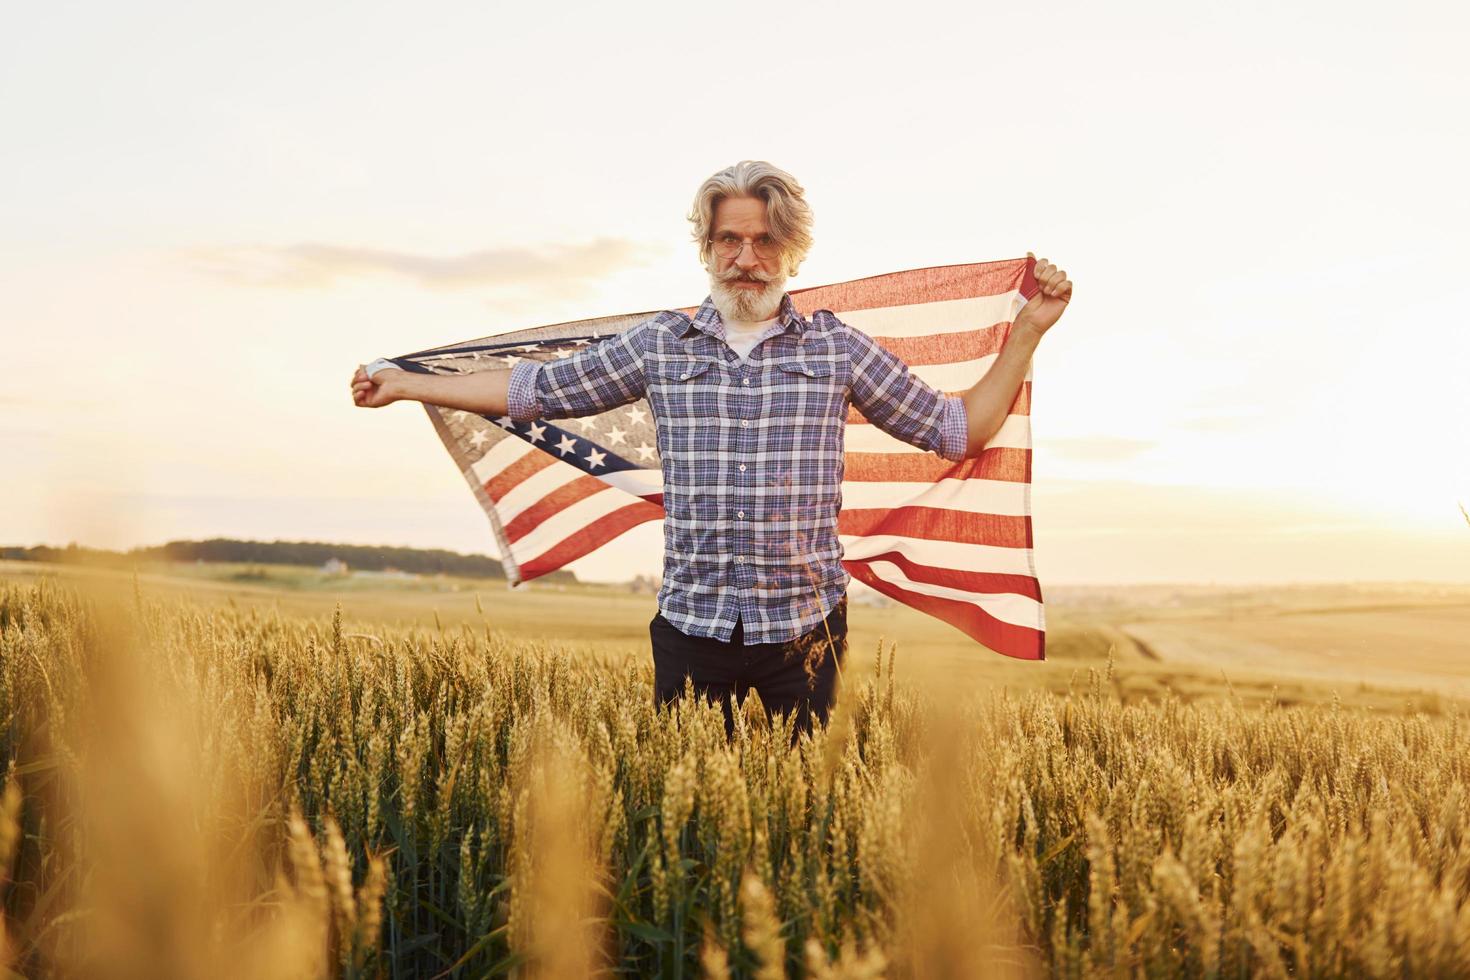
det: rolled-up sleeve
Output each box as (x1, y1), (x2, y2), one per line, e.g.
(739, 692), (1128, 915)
(506, 319), (652, 422)
(845, 319), (968, 462)
(507, 360), (543, 421)
(939, 395), (969, 461)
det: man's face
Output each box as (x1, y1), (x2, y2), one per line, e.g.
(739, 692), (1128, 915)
(707, 196), (786, 322)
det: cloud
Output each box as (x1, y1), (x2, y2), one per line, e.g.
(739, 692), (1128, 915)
(1042, 436), (1157, 463)
(182, 237), (659, 291)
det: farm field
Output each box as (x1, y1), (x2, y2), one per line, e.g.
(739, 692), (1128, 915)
(2, 571), (1468, 977)
(4, 560), (1467, 713)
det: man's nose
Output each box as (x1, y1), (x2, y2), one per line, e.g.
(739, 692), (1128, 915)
(734, 245), (761, 271)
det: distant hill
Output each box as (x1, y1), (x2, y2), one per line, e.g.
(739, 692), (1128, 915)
(1, 538), (577, 583)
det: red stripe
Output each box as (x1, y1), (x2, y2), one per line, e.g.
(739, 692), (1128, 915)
(518, 500), (665, 580)
(789, 259), (1031, 315)
(844, 562), (1045, 660)
(846, 381), (1031, 425)
(838, 507), (1030, 549)
(1020, 254), (1040, 303)
(503, 475), (609, 543)
(843, 447), (1031, 483)
(484, 449), (555, 502)
(844, 548), (1042, 601)
(868, 322), (1010, 366)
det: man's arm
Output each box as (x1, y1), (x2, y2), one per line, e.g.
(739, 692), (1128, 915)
(959, 253), (1072, 456)
(351, 364), (514, 415)
(956, 325), (1042, 458)
(845, 319), (967, 461)
(848, 253), (1072, 461)
(350, 317), (653, 419)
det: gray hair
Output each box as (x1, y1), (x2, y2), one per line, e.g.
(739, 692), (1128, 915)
(688, 160), (814, 276)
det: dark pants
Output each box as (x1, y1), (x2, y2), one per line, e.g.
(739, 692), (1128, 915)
(650, 595), (848, 739)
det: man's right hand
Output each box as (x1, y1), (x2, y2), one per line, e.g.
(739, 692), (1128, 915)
(351, 364), (405, 408)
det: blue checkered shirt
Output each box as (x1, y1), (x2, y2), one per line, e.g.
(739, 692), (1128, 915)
(507, 293), (969, 644)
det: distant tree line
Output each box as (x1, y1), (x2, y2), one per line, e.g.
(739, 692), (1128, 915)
(0, 538), (576, 583)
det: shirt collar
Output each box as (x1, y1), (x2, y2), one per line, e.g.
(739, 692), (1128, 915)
(680, 292), (805, 339)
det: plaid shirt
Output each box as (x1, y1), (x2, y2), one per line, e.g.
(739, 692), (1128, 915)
(507, 293), (968, 644)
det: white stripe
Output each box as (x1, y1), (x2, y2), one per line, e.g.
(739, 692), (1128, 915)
(844, 413), (1030, 454)
(906, 353), (997, 392)
(496, 458), (583, 523)
(855, 559), (1044, 630)
(840, 534), (1036, 577)
(840, 477), (1030, 515)
(514, 487), (638, 563)
(601, 467), (663, 498)
(469, 435), (535, 486)
(837, 292), (1024, 339)
(498, 459), (660, 526)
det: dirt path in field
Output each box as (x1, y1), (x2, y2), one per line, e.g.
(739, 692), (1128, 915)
(1117, 601), (1470, 699)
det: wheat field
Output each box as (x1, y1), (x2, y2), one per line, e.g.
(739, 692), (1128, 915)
(2, 577), (1469, 977)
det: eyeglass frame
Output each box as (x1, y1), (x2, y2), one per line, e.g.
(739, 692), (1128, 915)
(706, 234), (783, 261)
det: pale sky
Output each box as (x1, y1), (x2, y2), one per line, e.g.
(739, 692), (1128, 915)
(3, 0), (1467, 585)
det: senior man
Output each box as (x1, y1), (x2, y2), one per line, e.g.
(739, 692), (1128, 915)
(351, 160), (1072, 736)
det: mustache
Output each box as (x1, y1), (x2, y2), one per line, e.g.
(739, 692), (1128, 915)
(714, 267), (778, 285)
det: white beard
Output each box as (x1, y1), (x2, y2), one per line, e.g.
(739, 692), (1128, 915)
(709, 269), (786, 322)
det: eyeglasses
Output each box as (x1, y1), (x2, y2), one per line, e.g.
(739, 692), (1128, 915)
(708, 233), (781, 260)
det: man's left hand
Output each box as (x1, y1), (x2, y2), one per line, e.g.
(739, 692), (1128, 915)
(1017, 252), (1072, 335)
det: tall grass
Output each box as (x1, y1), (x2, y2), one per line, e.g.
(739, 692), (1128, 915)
(1, 579), (1468, 977)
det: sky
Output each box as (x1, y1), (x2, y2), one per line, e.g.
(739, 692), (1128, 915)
(2, 0), (1467, 585)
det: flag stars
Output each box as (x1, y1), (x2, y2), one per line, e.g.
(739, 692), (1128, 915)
(526, 422), (547, 444)
(605, 425), (627, 446)
(468, 429), (490, 450)
(495, 416), (515, 430)
(625, 405), (649, 426)
(554, 434), (578, 456)
(585, 447), (607, 469)
(634, 443), (657, 462)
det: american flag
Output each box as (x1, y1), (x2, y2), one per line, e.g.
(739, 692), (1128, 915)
(389, 258), (1045, 660)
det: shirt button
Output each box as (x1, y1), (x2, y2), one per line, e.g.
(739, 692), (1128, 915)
(742, 378), (750, 385)
(805, 369), (813, 376)
(680, 372), (689, 380)
(738, 464), (746, 472)
(740, 419), (749, 428)
(734, 556), (745, 564)
(737, 511), (745, 519)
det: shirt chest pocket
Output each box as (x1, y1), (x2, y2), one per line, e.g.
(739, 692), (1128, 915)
(646, 357), (719, 424)
(775, 360), (833, 381)
(650, 357), (716, 385)
(772, 359), (845, 425)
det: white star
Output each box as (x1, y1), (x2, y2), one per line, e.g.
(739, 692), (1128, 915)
(585, 447), (606, 469)
(526, 422), (546, 444)
(502, 354), (521, 367)
(495, 416), (515, 430)
(605, 425), (627, 446)
(555, 434), (578, 456)
(468, 429), (490, 449)
(625, 405), (649, 426)
(634, 443), (657, 462)
(572, 337), (592, 346)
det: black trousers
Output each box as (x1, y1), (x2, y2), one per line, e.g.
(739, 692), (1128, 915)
(650, 594), (848, 739)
